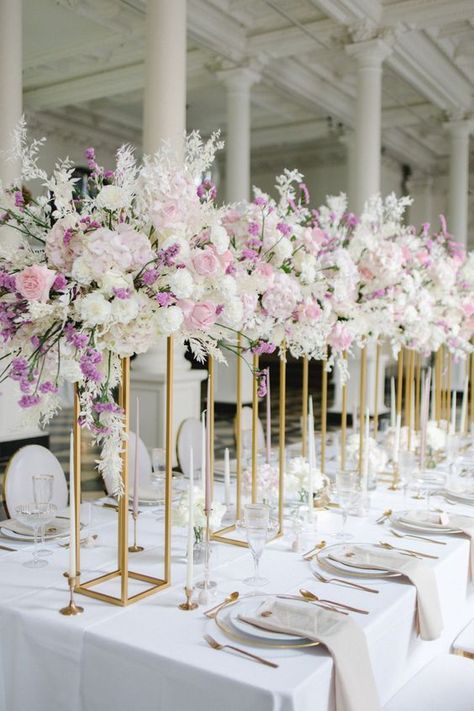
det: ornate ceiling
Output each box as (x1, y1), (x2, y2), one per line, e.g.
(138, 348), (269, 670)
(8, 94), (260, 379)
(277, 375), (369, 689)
(23, 0), (474, 176)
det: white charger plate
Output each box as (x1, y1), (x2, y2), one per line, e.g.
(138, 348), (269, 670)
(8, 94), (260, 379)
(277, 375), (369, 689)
(311, 543), (401, 579)
(215, 594), (317, 649)
(0, 518), (82, 541)
(229, 598), (307, 644)
(391, 510), (461, 534)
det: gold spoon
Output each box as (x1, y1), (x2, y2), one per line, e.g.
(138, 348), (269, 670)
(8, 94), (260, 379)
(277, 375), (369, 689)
(302, 540), (326, 560)
(375, 509), (392, 524)
(204, 591), (239, 618)
(299, 588), (369, 615)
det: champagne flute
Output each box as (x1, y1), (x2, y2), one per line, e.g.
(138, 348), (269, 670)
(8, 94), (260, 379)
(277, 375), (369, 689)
(15, 503), (57, 568)
(242, 503), (271, 588)
(335, 470), (357, 540)
(32, 474), (54, 556)
(398, 450), (416, 502)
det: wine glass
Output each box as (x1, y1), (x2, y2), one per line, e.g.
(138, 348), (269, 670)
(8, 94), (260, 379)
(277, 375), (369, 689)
(32, 474), (54, 557)
(15, 503), (57, 568)
(242, 503), (271, 588)
(335, 470), (358, 540)
(151, 448), (166, 514)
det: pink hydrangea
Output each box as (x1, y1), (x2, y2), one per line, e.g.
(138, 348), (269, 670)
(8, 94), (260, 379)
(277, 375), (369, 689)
(261, 273), (300, 320)
(327, 322), (353, 352)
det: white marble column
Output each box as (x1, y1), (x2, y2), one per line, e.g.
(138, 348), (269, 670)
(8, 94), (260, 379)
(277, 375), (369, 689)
(445, 119), (472, 246)
(346, 39), (392, 212)
(143, 0), (186, 157)
(215, 68), (259, 404)
(339, 129), (356, 211)
(218, 67), (260, 203)
(0, 0), (22, 187)
(0, 0), (44, 445)
(136, 0), (207, 463)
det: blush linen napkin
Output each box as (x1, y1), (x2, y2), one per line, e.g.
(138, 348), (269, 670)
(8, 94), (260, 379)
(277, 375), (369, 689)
(330, 545), (443, 641)
(240, 597), (380, 711)
(399, 510), (474, 579)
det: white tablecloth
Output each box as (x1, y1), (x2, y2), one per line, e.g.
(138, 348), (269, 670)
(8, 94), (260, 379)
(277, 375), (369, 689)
(0, 486), (473, 711)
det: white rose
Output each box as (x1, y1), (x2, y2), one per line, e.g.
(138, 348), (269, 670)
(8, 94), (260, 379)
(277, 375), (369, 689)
(219, 274), (237, 296)
(220, 298), (243, 328)
(96, 185), (128, 211)
(111, 295), (139, 324)
(71, 255), (93, 285)
(60, 358), (83, 383)
(161, 235), (190, 260)
(209, 223), (229, 255)
(272, 237), (293, 266)
(78, 292), (112, 326)
(100, 270), (132, 296)
(167, 269), (194, 298)
(155, 305), (184, 335)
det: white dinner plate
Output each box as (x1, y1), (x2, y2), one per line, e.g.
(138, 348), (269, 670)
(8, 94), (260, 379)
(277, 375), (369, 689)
(229, 598), (307, 644)
(214, 594), (317, 648)
(311, 543), (401, 579)
(391, 510), (461, 534)
(0, 517), (82, 541)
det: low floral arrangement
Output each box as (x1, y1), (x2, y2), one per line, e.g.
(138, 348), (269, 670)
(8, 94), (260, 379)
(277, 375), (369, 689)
(285, 456), (328, 501)
(173, 487), (226, 540)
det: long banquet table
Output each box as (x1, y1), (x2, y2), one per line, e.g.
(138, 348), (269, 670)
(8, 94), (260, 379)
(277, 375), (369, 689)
(0, 483), (473, 711)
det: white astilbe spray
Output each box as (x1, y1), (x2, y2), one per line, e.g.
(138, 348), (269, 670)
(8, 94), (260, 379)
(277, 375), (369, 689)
(4, 116), (47, 183)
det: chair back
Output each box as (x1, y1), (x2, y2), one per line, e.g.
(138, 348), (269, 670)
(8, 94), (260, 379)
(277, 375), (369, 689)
(103, 431), (152, 497)
(4, 445), (68, 517)
(177, 418), (202, 478)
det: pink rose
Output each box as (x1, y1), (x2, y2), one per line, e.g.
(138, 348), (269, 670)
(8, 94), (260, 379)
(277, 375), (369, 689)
(328, 322), (352, 352)
(192, 247), (220, 277)
(16, 264), (56, 302)
(179, 300), (218, 331)
(255, 262), (275, 286)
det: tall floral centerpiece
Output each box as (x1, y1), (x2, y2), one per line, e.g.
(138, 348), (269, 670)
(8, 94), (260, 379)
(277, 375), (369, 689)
(0, 124), (243, 495)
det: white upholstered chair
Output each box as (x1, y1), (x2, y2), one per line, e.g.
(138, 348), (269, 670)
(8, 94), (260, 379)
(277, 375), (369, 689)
(103, 430), (152, 498)
(383, 654), (474, 710)
(4, 445), (68, 517)
(452, 620), (474, 659)
(177, 418), (202, 478)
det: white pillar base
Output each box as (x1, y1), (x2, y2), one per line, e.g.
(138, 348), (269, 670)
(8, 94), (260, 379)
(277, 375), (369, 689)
(131, 366), (207, 468)
(0, 379), (44, 442)
(214, 350), (253, 405)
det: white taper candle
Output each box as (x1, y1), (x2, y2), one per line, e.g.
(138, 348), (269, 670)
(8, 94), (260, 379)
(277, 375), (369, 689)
(186, 448), (194, 590)
(69, 430), (76, 578)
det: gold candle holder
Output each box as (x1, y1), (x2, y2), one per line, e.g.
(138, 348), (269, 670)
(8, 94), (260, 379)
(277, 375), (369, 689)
(212, 343), (285, 547)
(73, 344), (173, 606)
(59, 576), (84, 616)
(128, 512), (144, 553)
(179, 586), (198, 611)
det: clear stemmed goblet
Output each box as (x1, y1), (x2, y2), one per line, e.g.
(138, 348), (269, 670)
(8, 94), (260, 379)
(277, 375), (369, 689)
(242, 503), (272, 588)
(32, 474), (54, 556)
(15, 503), (57, 568)
(335, 470), (358, 540)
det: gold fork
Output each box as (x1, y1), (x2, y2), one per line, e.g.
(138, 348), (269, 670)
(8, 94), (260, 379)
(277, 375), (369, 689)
(203, 634), (278, 668)
(378, 541), (438, 559)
